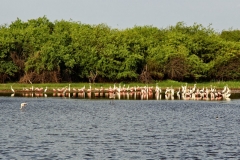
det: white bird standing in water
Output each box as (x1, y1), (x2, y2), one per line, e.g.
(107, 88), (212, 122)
(20, 103), (27, 109)
(44, 86), (48, 93)
(11, 85), (15, 93)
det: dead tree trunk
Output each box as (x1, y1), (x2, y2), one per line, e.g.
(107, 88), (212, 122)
(88, 70), (98, 83)
(139, 64), (152, 83)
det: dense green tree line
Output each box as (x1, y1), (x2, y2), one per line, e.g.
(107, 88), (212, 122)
(0, 16), (240, 83)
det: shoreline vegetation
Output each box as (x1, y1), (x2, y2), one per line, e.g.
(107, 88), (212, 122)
(1, 17), (240, 84)
(1, 80), (240, 93)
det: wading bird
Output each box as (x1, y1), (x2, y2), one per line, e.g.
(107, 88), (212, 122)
(44, 86), (48, 93)
(20, 103), (27, 109)
(11, 86), (15, 93)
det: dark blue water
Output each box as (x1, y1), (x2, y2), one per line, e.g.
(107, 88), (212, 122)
(1, 97), (240, 159)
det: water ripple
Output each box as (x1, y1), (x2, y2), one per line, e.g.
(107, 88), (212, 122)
(1, 97), (240, 159)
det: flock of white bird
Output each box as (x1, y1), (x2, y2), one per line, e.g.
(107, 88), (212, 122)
(163, 83), (231, 100)
(11, 83), (231, 99)
(11, 83), (231, 109)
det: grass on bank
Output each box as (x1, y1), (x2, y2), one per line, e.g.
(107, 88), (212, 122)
(1, 80), (240, 92)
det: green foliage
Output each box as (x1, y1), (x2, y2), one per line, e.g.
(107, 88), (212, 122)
(186, 54), (208, 81)
(0, 17), (240, 83)
(220, 30), (240, 42)
(0, 61), (18, 75)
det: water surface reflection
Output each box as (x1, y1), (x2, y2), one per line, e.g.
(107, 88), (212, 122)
(1, 97), (240, 159)
(2, 92), (240, 101)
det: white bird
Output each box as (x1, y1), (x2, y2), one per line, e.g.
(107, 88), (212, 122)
(109, 92), (116, 99)
(20, 103), (27, 109)
(68, 84), (71, 92)
(11, 85), (15, 93)
(44, 86), (48, 93)
(176, 87), (181, 98)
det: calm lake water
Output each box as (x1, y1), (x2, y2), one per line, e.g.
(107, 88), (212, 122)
(1, 96), (240, 159)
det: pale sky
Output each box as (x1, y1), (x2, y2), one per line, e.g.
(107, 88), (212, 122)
(1, 0), (240, 32)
